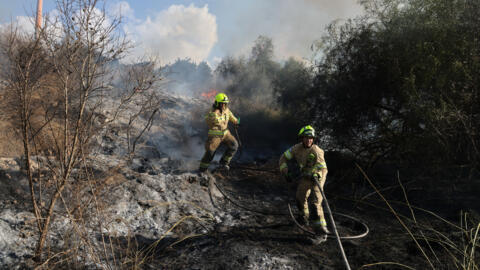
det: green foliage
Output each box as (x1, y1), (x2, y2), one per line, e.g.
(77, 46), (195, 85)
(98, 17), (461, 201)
(273, 58), (314, 119)
(215, 35), (314, 117)
(312, 0), (480, 171)
(215, 36), (281, 111)
(250, 35), (276, 76)
(214, 36), (316, 152)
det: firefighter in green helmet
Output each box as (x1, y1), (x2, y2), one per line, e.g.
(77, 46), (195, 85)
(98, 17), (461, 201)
(279, 125), (330, 234)
(199, 93), (240, 172)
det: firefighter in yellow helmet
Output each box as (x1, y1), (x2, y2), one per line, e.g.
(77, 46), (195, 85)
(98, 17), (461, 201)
(199, 93), (240, 172)
(279, 125), (329, 234)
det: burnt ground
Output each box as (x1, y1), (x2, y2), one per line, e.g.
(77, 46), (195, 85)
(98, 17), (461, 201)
(130, 160), (480, 270)
(1, 149), (478, 269)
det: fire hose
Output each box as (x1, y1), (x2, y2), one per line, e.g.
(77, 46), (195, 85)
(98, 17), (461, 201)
(228, 125), (360, 269)
(211, 180), (369, 240)
(234, 124), (241, 147)
(287, 180), (353, 269)
(210, 174), (369, 270)
(287, 174), (355, 269)
(316, 179), (352, 270)
(233, 124), (242, 160)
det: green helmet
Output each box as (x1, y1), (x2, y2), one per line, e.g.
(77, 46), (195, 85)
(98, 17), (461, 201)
(215, 93), (229, 104)
(298, 125), (315, 137)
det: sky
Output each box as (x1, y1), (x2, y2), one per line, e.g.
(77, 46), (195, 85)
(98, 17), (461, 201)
(0, 0), (364, 66)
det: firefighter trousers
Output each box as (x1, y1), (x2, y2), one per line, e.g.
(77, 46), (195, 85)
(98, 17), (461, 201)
(199, 130), (238, 170)
(296, 176), (326, 225)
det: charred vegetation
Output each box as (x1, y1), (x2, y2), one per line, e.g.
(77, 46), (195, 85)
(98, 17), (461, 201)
(0, 0), (479, 269)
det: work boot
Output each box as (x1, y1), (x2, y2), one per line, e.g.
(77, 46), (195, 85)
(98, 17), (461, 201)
(297, 215), (309, 225)
(312, 219), (330, 234)
(218, 162), (230, 171)
(197, 167), (208, 176)
(313, 225), (330, 235)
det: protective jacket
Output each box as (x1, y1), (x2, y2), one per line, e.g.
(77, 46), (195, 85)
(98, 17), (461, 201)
(199, 107), (239, 171)
(279, 143), (327, 178)
(205, 107), (239, 136)
(279, 143), (328, 227)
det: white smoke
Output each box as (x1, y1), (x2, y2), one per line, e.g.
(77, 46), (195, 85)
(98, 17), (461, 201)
(110, 1), (135, 21)
(0, 16), (35, 35)
(121, 3), (218, 64)
(215, 0), (364, 61)
(1, 7), (114, 43)
(3, 1), (362, 64)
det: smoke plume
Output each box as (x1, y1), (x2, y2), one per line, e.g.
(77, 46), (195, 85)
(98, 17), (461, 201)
(120, 3), (218, 64)
(215, 0), (363, 60)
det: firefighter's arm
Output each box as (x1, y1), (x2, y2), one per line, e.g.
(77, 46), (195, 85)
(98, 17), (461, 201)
(205, 110), (221, 129)
(279, 154), (288, 175)
(279, 146), (295, 175)
(312, 148), (328, 188)
(314, 168), (328, 189)
(228, 110), (239, 125)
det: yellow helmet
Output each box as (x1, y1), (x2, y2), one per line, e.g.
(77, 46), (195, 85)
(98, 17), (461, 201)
(215, 93), (229, 104)
(298, 125), (315, 137)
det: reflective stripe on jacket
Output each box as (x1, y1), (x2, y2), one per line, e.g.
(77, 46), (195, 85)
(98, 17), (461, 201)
(278, 143), (327, 177)
(205, 107), (238, 136)
(208, 129), (226, 136)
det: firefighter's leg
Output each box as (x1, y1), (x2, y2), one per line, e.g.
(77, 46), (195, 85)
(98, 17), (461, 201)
(295, 178), (312, 223)
(219, 131), (238, 166)
(199, 136), (222, 171)
(311, 178), (329, 233)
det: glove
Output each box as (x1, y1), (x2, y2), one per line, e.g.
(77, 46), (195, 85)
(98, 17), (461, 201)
(236, 117), (241, 126)
(282, 170), (292, 182)
(312, 173), (321, 182)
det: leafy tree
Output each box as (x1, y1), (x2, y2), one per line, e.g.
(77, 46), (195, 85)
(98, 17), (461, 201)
(312, 0), (480, 171)
(250, 35), (277, 76)
(273, 58), (314, 119)
(214, 36), (300, 154)
(215, 36), (281, 109)
(0, 0), (162, 264)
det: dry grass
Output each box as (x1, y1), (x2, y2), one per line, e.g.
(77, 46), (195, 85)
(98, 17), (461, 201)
(0, 65), (64, 156)
(356, 163), (480, 270)
(0, 120), (23, 157)
(0, 0), (162, 265)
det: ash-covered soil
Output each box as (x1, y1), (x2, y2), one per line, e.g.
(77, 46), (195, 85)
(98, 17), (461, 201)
(0, 92), (478, 269)
(134, 163), (479, 270)
(1, 154), (479, 269)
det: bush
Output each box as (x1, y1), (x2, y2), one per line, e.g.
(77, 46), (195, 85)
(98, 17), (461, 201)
(311, 0), (480, 172)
